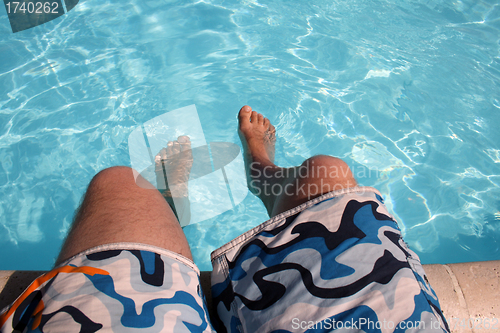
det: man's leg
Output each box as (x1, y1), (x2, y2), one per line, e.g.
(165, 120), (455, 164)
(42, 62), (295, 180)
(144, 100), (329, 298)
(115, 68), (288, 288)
(237, 105), (357, 217)
(56, 165), (191, 265)
(1, 147), (215, 332)
(209, 106), (449, 333)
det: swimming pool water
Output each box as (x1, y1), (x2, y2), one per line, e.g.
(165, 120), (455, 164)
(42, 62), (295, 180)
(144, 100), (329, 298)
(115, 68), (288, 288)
(1, 0), (499, 271)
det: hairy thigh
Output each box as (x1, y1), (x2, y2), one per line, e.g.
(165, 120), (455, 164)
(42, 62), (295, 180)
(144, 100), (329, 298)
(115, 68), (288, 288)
(57, 166), (191, 264)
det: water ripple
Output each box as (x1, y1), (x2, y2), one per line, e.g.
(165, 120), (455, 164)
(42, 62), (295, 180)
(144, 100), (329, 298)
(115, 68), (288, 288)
(1, 0), (500, 269)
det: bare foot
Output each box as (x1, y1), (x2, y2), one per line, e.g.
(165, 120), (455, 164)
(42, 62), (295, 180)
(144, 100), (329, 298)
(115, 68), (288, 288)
(238, 105), (276, 165)
(238, 105), (280, 202)
(237, 105), (358, 218)
(155, 135), (193, 197)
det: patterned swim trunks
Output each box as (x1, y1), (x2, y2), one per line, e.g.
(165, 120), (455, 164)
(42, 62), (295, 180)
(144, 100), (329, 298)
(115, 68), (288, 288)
(0, 243), (214, 333)
(1, 186), (449, 333)
(210, 186), (450, 332)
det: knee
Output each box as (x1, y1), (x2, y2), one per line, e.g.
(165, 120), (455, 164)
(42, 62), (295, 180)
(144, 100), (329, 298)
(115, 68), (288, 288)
(90, 166), (143, 190)
(300, 155), (357, 183)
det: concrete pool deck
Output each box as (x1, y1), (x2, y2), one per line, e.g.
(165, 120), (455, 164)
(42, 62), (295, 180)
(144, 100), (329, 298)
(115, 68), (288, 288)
(1, 260), (498, 332)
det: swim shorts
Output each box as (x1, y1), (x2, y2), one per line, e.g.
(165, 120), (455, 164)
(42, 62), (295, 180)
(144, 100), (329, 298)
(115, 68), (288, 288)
(0, 243), (214, 332)
(210, 186), (450, 332)
(1, 186), (450, 333)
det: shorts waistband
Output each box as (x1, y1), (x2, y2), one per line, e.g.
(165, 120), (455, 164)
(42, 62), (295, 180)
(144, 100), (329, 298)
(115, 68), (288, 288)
(57, 242), (200, 274)
(210, 186), (383, 261)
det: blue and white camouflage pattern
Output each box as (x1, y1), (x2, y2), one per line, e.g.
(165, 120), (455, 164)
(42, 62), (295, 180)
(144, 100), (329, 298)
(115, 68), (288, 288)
(210, 187), (450, 333)
(0, 243), (214, 333)
(1, 187), (450, 333)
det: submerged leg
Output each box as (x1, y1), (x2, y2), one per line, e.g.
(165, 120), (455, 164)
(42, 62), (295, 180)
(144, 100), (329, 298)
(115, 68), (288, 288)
(155, 135), (193, 225)
(237, 105), (357, 217)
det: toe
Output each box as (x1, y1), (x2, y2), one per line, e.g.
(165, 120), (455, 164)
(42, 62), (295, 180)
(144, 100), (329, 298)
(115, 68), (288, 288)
(166, 142), (174, 156)
(263, 117), (270, 128)
(156, 148), (167, 159)
(241, 105), (252, 113)
(160, 148), (168, 160)
(257, 113), (264, 125)
(238, 106), (252, 125)
(170, 141), (181, 155)
(250, 111), (259, 124)
(178, 136), (191, 149)
(178, 135), (190, 144)
(155, 148), (167, 172)
(268, 123), (276, 140)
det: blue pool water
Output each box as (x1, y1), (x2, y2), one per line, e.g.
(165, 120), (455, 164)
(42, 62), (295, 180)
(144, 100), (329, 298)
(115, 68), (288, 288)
(1, 0), (500, 272)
